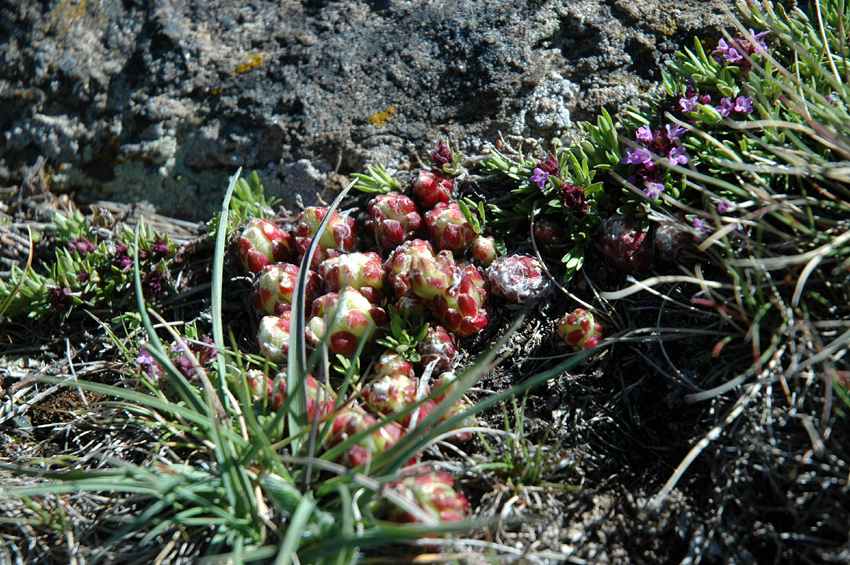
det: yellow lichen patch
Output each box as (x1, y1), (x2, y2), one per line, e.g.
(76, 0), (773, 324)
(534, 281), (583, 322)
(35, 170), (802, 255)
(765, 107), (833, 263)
(234, 54), (265, 75)
(366, 107), (397, 127)
(211, 87), (224, 96)
(47, 0), (94, 34)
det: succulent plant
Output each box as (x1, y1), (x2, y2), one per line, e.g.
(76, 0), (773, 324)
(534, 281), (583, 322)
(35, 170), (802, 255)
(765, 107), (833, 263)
(654, 221), (693, 262)
(599, 215), (653, 274)
(532, 218), (566, 248)
(372, 349), (415, 380)
(485, 254), (548, 303)
(384, 239), (436, 297)
(324, 408), (404, 468)
(416, 325), (459, 374)
(319, 252), (385, 304)
(253, 262), (323, 316)
(429, 263), (488, 337)
(271, 371), (337, 418)
(234, 219), (295, 274)
(408, 250), (458, 301)
(256, 311), (293, 363)
(424, 201), (478, 254)
(379, 470), (469, 523)
(295, 207), (358, 268)
(470, 235), (499, 267)
(362, 373), (435, 429)
(412, 169), (455, 210)
(367, 192), (424, 251)
(431, 372), (476, 442)
(244, 369), (273, 402)
(306, 287), (389, 356)
(557, 308), (603, 350)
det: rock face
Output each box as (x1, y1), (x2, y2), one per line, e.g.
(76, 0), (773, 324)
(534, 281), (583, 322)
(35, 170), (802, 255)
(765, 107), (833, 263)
(1, 0), (734, 220)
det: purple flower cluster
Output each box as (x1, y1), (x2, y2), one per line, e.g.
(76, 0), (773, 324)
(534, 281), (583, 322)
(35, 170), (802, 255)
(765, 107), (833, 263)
(112, 243), (132, 271)
(712, 29), (769, 67)
(430, 141), (453, 169)
(135, 335), (217, 383)
(49, 287), (74, 311)
(530, 152), (560, 189)
(67, 237), (96, 258)
(561, 183), (589, 213)
(716, 96), (754, 117)
(621, 124), (688, 199)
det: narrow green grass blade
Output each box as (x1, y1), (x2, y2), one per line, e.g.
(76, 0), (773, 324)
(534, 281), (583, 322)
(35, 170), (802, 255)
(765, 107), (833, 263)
(274, 493), (318, 565)
(288, 178), (357, 452)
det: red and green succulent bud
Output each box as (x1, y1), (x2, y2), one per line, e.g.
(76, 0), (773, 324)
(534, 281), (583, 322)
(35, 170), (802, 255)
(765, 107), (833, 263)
(271, 371), (337, 418)
(253, 262), (323, 316)
(486, 254), (548, 303)
(654, 221), (693, 262)
(431, 372), (476, 442)
(429, 263), (488, 337)
(295, 207), (358, 268)
(367, 192), (424, 251)
(416, 325), (459, 374)
(409, 250), (458, 301)
(599, 215), (652, 274)
(470, 235), (499, 267)
(319, 252), (385, 304)
(362, 373), (433, 428)
(325, 408), (404, 468)
(558, 308), (603, 350)
(532, 218), (566, 248)
(373, 349), (415, 380)
(244, 369), (273, 402)
(384, 239), (436, 297)
(256, 311), (293, 363)
(412, 170), (455, 210)
(424, 201), (478, 254)
(234, 219), (295, 274)
(306, 288), (389, 356)
(380, 470), (469, 523)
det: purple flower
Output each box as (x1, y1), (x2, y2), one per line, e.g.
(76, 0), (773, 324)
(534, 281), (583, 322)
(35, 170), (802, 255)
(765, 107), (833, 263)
(665, 124), (685, 143)
(643, 182), (666, 200)
(668, 146), (688, 166)
(699, 93), (712, 104)
(717, 200), (733, 213)
(48, 287), (74, 311)
(635, 125), (654, 144)
(67, 237), (95, 258)
(716, 97), (734, 117)
(142, 270), (166, 297)
(150, 238), (171, 261)
(713, 38), (743, 64)
(622, 147), (652, 166)
(561, 183), (589, 213)
(136, 347), (164, 381)
(733, 96), (753, 114)
(679, 96), (698, 112)
(530, 167), (550, 189)
(112, 243), (133, 271)
(76, 271), (89, 284)
(693, 217), (708, 241)
(430, 141), (453, 169)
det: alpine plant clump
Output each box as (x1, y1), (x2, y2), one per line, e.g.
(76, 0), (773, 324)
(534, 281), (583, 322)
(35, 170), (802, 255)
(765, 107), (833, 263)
(295, 207), (358, 268)
(376, 470), (469, 523)
(558, 308), (603, 351)
(234, 219), (295, 274)
(424, 201), (478, 254)
(253, 262), (323, 316)
(485, 254), (548, 303)
(367, 192), (424, 251)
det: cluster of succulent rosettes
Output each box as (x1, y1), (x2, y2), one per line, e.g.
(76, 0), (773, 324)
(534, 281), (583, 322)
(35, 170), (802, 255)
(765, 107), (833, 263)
(295, 206), (358, 268)
(252, 262), (323, 316)
(324, 408), (404, 468)
(558, 308), (603, 351)
(485, 254), (548, 303)
(599, 214), (695, 274)
(306, 287), (389, 356)
(362, 372), (436, 429)
(376, 469), (469, 523)
(412, 169), (456, 210)
(234, 219), (295, 274)
(319, 251), (384, 303)
(424, 201), (478, 254)
(367, 192), (424, 251)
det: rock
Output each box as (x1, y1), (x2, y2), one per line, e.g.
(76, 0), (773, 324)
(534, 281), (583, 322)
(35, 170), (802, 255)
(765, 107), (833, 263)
(0, 0), (734, 220)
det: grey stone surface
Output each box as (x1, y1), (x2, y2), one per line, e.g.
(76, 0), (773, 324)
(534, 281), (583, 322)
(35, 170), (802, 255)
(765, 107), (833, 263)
(1, 0), (734, 220)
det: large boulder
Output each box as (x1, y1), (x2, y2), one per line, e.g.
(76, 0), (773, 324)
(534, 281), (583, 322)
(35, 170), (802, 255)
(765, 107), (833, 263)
(1, 0), (733, 219)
